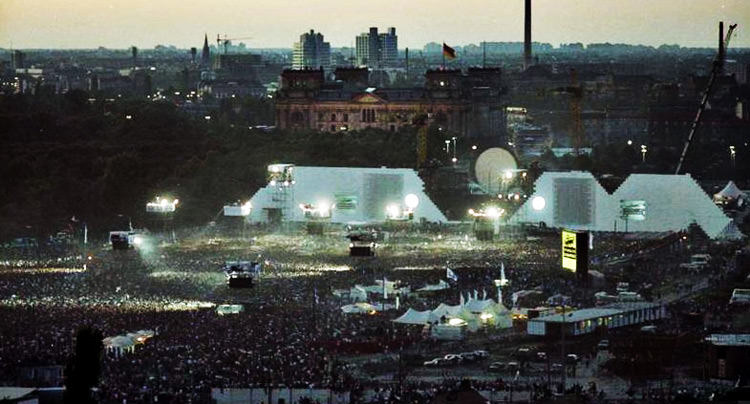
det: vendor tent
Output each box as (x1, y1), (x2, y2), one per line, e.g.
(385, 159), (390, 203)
(416, 280), (450, 292)
(349, 285), (368, 302)
(341, 302), (378, 314)
(393, 308), (436, 324)
(104, 335), (135, 357)
(431, 303), (462, 318)
(714, 181), (744, 202)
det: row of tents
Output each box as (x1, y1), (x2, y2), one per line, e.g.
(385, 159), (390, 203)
(392, 297), (512, 332)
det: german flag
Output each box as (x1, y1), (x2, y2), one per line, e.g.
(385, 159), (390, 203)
(443, 43), (456, 60)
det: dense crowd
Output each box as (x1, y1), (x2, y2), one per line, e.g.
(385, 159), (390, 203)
(0, 228), (745, 403)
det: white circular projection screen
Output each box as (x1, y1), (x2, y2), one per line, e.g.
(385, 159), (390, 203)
(474, 148), (517, 194)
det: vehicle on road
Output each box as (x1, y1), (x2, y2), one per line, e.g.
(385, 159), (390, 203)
(423, 358), (445, 367)
(488, 362), (506, 372)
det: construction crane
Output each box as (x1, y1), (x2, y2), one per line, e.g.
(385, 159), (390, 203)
(413, 112), (429, 168)
(569, 68), (584, 154)
(216, 34), (254, 54)
(675, 22), (738, 175)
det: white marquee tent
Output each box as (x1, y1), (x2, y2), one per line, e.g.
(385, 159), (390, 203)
(714, 181), (745, 204)
(392, 298), (512, 330)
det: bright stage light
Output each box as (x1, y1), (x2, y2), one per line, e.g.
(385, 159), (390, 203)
(448, 318), (466, 326)
(317, 200), (331, 217)
(531, 196), (546, 211)
(485, 207), (501, 219)
(386, 204), (401, 219)
(503, 170), (513, 180)
(404, 194), (419, 210)
(241, 201), (252, 216)
(132, 235), (143, 246)
(147, 196), (178, 213)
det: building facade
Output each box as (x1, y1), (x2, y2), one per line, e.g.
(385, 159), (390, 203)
(275, 67), (506, 138)
(355, 27), (397, 68)
(292, 30), (331, 72)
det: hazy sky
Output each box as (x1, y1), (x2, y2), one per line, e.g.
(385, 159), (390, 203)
(1, 0), (748, 49)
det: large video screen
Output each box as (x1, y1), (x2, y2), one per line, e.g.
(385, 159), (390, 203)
(554, 178), (594, 226)
(362, 174), (404, 220)
(620, 200), (646, 221)
(561, 230), (577, 272)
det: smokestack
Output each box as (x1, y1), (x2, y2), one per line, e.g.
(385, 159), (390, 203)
(719, 21), (725, 61)
(524, 0), (532, 70)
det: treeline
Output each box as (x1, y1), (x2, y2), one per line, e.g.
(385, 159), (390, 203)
(0, 92), (443, 240)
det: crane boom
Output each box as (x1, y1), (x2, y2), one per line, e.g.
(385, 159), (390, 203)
(216, 34), (254, 54)
(675, 23), (737, 175)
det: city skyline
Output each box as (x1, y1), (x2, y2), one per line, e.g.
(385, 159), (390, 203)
(1, 0), (749, 50)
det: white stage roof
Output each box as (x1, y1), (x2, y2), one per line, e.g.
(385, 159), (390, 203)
(247, 166), (447, 224)
(512, 172), (742, 240)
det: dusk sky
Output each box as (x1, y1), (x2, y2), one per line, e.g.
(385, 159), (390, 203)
(1, 0), (748, 49)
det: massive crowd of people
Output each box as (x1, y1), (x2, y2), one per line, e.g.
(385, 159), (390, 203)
(0, 228), (745, 403)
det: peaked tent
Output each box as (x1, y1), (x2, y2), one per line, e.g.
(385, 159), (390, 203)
(341, 302), (379, 314)
(417, 280), (451, 292)
(464, 298), (495, 313)
(392, 308), (435, 324)
(714, 181), (744, 201)
(431, 303), (463, 318)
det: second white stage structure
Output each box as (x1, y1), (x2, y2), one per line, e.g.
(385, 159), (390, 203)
(248, 165), (447, 224)
(512, 171), (743, 240)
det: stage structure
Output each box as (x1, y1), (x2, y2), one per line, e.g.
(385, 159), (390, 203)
(108, 230), (144, 250)
(512, 172), (743, 240)
(468, 206), (504, 240)
(223, 201), (252, 237)
(146, 196), (179, 242)
(299, 201), (332, 234)
(265, 164), (295, 226)
(247, 166), (446, 224)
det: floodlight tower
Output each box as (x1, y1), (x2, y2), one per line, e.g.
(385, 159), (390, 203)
(468, 206), (504, 241)
(146, 196), (179, 243)
(299, 200), (332, 235)
(223, 200), (252, 238)
(267, 164), (295, 229)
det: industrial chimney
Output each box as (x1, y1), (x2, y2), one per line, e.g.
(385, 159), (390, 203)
(718, 21), (725, 73)
(524, 0), (532, 70)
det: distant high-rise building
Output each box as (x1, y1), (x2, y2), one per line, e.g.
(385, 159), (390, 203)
(292, 30), (331, 71)
(201, 34), (211, 68)
(11, 50), (25, 70)
(355, 27), (397, 67)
